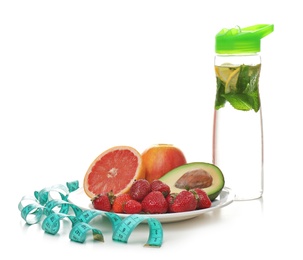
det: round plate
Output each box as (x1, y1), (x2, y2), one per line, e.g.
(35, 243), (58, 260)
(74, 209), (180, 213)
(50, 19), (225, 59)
(68, 187), (234, 223)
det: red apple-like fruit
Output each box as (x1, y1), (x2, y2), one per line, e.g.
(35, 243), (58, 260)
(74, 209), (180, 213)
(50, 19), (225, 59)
(142, 144), (187, 183)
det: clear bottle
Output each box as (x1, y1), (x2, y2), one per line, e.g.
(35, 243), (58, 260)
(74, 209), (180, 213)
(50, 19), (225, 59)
(212, 24), (274, 200)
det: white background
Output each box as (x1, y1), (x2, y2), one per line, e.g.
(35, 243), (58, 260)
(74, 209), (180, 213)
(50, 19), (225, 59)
(1, 1), (302, 259)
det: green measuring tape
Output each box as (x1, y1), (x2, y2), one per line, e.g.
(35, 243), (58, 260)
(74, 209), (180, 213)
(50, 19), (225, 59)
(18, 180), (163, 247)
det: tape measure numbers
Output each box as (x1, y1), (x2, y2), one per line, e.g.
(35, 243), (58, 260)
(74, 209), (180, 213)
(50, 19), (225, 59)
(70, 222), (104, 243)
(112, 214), (163, 247)
(18, 181), (164, 247)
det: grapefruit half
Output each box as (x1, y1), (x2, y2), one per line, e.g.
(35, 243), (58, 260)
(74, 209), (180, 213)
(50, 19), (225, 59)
(83, 146), (145, 198)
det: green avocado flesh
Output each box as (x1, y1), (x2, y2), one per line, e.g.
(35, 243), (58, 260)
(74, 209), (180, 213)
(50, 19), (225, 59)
(159, 162), (225, 201)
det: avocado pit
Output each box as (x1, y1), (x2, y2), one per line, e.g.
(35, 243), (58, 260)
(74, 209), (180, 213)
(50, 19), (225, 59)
(175, 169), (213, 189)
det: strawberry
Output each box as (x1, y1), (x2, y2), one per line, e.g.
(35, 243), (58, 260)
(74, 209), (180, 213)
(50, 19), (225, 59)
(130, 179), (151, 201)
(91, 192), (114, 211)
(123, 199), (142, 214)
(150, 179), (171, 197)
(165, 192), (178, 213)
(112, 193), (132, 213)
(141, 191), (168, 214)
(170, 190), (197, 213)
(191, 188), (212, 209)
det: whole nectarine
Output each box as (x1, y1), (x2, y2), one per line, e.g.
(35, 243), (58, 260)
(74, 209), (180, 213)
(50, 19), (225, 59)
(142, 144), (187, 183)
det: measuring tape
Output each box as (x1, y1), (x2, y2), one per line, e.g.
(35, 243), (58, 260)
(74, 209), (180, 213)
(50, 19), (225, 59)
(18, 180), (163, 247)
(110, 213), (163, 247)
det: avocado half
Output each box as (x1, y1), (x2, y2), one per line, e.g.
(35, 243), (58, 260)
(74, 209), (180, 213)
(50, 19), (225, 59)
(159, 162), (225, 201)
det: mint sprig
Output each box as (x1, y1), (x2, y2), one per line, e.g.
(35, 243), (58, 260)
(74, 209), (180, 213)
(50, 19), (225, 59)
(215, 64), (261, 112)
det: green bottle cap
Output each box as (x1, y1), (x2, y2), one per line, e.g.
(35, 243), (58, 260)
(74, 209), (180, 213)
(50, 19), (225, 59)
(215, 24), (274, 54)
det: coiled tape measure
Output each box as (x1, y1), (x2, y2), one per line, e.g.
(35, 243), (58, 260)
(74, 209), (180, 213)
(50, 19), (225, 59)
(18, 180), (163, 247)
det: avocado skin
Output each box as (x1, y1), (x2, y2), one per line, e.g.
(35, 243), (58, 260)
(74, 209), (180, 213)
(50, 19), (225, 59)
(159, 162), (225, 201)
(208, 189), (223, 201)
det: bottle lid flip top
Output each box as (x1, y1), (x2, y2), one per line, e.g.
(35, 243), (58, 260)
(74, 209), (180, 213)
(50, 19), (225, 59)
(215, 24), (274, 54)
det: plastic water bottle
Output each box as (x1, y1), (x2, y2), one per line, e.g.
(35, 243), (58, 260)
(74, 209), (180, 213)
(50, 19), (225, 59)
(212, 24), (274, 200)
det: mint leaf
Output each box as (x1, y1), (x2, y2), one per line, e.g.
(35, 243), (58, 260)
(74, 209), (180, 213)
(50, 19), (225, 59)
(236, 65), (250, 93)
(215, 77), (226, 109)
(223, 93), (260, 111)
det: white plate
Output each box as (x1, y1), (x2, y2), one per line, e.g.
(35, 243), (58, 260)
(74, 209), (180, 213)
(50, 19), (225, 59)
(68, 187), (234, 223)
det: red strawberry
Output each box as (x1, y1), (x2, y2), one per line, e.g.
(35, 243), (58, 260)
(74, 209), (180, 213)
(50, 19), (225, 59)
(165, 192), (178, 213)
(150, 179), (171, 197)
(112, 193), (132, 213)
(91, 192), (114, 211)
(130, 179), (151, 201)
(141, 191), (168, 214)
(123, 199), (142, 214)
(191, 188), (212, 209)
(170, 190), (197, 213)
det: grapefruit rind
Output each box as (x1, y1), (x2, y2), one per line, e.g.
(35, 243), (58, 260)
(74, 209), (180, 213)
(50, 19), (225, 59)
(83, 146), (145, 199)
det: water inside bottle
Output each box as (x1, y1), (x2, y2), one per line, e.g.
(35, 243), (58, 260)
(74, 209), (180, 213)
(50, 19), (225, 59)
(212, 103), (264, 200)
